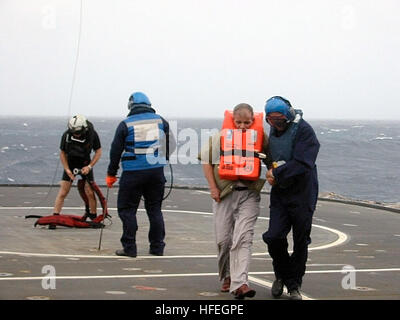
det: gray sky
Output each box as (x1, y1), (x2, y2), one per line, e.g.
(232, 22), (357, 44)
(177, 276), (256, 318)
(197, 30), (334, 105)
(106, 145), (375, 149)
(1, 0), (399, 119)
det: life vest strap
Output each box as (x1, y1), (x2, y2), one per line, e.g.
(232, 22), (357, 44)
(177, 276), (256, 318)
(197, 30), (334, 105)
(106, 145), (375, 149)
(220, 149), (265, 159)
(134, 147), (158, 154)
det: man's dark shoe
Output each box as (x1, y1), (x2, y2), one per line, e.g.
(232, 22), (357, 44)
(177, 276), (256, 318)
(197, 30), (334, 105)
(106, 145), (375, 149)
(233, 284), (256, 300)
(149, 249), (164, 256)
(288, 288), (302, 300)
(115, 249), (136, 258)
(271, 278), (284, 298)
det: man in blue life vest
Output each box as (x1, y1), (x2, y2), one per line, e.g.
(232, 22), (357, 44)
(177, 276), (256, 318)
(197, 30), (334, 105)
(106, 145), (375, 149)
(262, 96), (320, 300)
(106, 92), (176, 257)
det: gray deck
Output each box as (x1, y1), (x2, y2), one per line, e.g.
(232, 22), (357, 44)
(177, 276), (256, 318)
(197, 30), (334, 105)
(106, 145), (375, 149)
(0, 186), (399, 300)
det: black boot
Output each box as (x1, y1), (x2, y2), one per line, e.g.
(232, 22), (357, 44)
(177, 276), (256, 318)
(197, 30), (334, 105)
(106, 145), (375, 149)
(288, 288), (302, 300)
(88, 213), (97, 220)
(115, 249), (137, 258)
(83, 213), (97, 221)
(271, 278), (284, 298)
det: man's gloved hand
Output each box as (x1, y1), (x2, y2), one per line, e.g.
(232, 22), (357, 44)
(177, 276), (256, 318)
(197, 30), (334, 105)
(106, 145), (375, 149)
(106, 175), (117, 188)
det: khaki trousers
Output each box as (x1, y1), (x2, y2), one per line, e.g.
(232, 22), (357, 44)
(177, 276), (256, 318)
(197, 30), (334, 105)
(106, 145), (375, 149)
(213, 189), (260, 292)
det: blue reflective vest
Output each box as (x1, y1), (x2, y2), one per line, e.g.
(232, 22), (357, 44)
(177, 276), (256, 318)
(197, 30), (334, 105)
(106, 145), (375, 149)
(121, 113), (167, 171)
(269, 111), (302, 163)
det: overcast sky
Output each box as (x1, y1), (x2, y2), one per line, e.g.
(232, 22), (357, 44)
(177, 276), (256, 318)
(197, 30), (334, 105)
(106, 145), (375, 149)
(1, 0), (399, 119)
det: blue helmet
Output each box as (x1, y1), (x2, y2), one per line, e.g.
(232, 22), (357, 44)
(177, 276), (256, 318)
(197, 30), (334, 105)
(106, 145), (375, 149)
(128, 92), (151, 109)
(264, 96), (295, 121)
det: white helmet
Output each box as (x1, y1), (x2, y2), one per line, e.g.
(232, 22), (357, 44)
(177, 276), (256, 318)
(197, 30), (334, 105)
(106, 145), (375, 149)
(68, 114), (88, 134)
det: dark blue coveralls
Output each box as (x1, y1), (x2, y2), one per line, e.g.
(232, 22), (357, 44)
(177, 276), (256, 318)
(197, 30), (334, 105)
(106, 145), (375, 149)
(262, 119), (320, 291)
(107, 105), (173, 256)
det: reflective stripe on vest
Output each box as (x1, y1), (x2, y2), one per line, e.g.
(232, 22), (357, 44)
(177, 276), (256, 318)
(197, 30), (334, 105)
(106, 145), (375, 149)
(121, 113), (167, 171)
(218, 110), (264, 181)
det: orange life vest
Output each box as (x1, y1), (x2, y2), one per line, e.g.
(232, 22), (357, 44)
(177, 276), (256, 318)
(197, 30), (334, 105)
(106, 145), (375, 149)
(219, 110), (264, 181)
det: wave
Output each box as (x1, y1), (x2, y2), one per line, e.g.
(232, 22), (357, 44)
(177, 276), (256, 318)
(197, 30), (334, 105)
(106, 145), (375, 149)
(374, 136), (393, 140)
(328, 128), (349, 132)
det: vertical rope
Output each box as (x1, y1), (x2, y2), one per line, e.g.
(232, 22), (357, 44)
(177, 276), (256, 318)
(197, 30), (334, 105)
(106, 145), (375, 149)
(26, 0), (84, 216)
(67, 0), (83, 118)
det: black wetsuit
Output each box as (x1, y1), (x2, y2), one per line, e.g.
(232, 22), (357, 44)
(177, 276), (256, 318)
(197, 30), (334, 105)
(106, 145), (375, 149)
(59, 125), (101, 182)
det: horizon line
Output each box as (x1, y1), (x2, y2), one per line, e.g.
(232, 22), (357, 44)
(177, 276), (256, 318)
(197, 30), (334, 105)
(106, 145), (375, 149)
(0, 114), (399, 121)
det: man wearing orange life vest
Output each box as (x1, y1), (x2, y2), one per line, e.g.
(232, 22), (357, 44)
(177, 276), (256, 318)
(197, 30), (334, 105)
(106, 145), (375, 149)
(199, 103), (271, 299)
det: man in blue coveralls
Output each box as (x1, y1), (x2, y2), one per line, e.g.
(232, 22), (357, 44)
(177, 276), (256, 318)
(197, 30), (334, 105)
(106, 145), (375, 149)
(106, 92), (175, 257)
(262, 96), (320, 300)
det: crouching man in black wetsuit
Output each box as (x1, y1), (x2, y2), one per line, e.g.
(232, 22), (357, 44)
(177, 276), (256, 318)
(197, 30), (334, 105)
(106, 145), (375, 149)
(52, 115), (102, 221)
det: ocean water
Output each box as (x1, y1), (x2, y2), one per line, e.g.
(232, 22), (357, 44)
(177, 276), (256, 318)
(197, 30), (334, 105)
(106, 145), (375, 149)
(0, 116), (399, 204)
